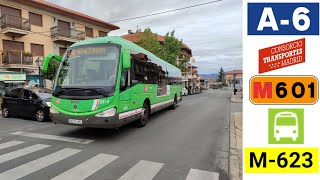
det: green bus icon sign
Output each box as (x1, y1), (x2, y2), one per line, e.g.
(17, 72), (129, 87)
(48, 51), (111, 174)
(269, 109), (304, 144)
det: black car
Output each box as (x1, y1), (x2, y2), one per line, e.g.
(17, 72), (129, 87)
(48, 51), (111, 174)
(1, 88), (51, 122)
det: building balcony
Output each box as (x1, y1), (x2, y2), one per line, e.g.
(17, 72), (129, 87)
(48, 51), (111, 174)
(50, 26), (85, 43)
(0, 14), (31, 36)
(1, 50), (33, 66)
(181, 74), (188, 82)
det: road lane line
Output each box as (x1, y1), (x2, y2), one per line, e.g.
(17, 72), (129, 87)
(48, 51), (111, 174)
(51, 153), (119, 180)
(0, 144), (50, 164)
(0, 141), (24, 150)
(185, 169), (219, 180)
(10, 131), (94, 144)
(118, 160), (164, 180)
(0, 148), (81, 180)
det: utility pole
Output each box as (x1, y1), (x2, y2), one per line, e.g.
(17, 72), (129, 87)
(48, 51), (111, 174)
(21, 50), (23, 73)
(233, 73), (237, 95)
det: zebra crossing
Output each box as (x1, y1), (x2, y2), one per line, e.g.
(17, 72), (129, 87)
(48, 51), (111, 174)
(11, 131), (94, 144)
(0, 139), (219, 180)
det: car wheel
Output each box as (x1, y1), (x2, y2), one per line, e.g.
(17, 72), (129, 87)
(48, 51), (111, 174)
(2, 106), (10, 118)
(35, 109), (46, 122)
(136, 102), (149, 127)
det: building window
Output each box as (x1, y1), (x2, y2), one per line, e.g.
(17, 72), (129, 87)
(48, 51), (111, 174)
(85, 27), (93, 37)
(31, 44), (44, 56)
(3, 40), (24, 51)
(2, 40), (25, 64)
(0, 5), (21, 17)
(59, 47), (67, 56)
(99, 30), (108, 37)
(29, 12), (42, 26)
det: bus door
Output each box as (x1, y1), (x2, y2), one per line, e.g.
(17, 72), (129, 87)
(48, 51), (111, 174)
(119, 68), (133, 113)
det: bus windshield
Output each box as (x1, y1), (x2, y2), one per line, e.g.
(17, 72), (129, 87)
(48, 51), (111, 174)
(54, 44), (119, 99)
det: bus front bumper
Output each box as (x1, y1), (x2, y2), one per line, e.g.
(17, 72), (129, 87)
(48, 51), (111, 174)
(51, 113), (122, 129)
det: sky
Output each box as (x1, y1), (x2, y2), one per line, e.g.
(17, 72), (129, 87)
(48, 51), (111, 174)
(47, 0), (242, 74)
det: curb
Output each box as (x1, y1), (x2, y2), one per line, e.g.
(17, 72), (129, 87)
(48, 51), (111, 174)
(231, 98), (243, 103)
(231, 93), (243, 103)
(229, 112), (243, 180)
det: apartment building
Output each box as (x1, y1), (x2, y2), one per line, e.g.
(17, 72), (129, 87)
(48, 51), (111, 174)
(225, 70), (243, 91)
(0, 0), (119, 93)
(186, 62), (200, 94)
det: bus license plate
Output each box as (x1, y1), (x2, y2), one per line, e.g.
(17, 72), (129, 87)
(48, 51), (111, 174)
(68, 119), (83, 124)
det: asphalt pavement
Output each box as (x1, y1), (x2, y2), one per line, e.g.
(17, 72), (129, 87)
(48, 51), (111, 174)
(0, 89), (236, 180)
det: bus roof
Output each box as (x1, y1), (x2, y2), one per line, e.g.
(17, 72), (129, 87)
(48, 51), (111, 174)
(71, 36), (180, 71)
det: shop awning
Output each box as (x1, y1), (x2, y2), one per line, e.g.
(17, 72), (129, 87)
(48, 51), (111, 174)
(4, 81), (25, 84)
(0, 72), (26, 81)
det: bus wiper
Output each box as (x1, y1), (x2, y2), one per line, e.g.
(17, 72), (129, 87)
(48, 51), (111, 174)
(54, 87), (107, 97)
(72, 88), (107, 96)
(53, 86), (66, 96)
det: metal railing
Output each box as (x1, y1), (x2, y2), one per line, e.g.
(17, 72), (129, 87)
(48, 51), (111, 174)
(1, 51), (33, 65)
(182, 72), (192, 76)
(50, 26), (85, 40)
(0, 14), (31, 31)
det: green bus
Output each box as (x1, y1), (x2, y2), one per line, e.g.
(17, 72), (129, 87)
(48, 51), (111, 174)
(43, 36), (182, 128)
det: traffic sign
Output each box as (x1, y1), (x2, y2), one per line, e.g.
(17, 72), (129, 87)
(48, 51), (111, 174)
(250, 76), (318, 104)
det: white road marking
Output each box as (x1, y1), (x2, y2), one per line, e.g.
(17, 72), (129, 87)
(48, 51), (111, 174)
(51, 153), (119, 180)
(0, 141), (24, 150)
(118, 160), (164, 180)
(10, 131), (94, 144)
(0, 144), (50, 164)
(185, 169), (219, 180)
(0, 148), (81, 180)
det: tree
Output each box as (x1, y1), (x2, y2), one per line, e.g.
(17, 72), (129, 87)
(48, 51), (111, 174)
(136, 28), (183, 68)
(162, 30), (182, 65)
(217, 67), (225, 82)
(42, 60), (59, 81)
(136, 28), (164, 58)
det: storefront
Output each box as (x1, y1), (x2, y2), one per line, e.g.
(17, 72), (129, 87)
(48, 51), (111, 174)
(0, 71), (26, 95)
(24, 69), (43, 87)
(26, 75), (40, 86)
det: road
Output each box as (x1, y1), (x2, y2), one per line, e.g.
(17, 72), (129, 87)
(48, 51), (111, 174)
(0, 89), (236, 180)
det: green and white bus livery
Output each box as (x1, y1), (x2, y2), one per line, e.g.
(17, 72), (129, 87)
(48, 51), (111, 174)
(43, 36), (182, 128)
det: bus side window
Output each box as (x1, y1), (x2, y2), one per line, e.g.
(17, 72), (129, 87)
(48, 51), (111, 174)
(120, 69), (129, 92)
(130, 58), (138, 85)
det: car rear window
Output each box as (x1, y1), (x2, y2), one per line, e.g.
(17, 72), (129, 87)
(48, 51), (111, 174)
(6, 89), (21, 98)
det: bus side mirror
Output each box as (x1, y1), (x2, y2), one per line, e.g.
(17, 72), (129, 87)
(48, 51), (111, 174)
(122, 50), (131, 69)
(42, 53), (62, 72)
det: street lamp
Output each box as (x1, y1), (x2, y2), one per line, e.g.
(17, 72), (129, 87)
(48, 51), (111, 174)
(35, 57), (43, 87)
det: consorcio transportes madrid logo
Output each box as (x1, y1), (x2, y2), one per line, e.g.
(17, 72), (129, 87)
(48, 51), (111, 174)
(259, 38), (305, 74)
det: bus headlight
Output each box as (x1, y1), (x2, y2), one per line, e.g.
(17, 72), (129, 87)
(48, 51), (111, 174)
(95, 108), (116, 117)
(50, 106), (59, 114)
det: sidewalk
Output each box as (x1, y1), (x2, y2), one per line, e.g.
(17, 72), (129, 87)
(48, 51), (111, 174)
(231, 92), (243, 103)
(229, 112), (243, 180)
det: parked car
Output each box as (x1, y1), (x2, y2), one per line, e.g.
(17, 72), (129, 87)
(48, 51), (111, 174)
(212, 85), (219, 89)
(1, 88), (51, 122)
(182, 87), (188, 96)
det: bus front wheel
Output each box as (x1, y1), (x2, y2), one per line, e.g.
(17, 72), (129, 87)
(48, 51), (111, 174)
(136, 102), (149, 127)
